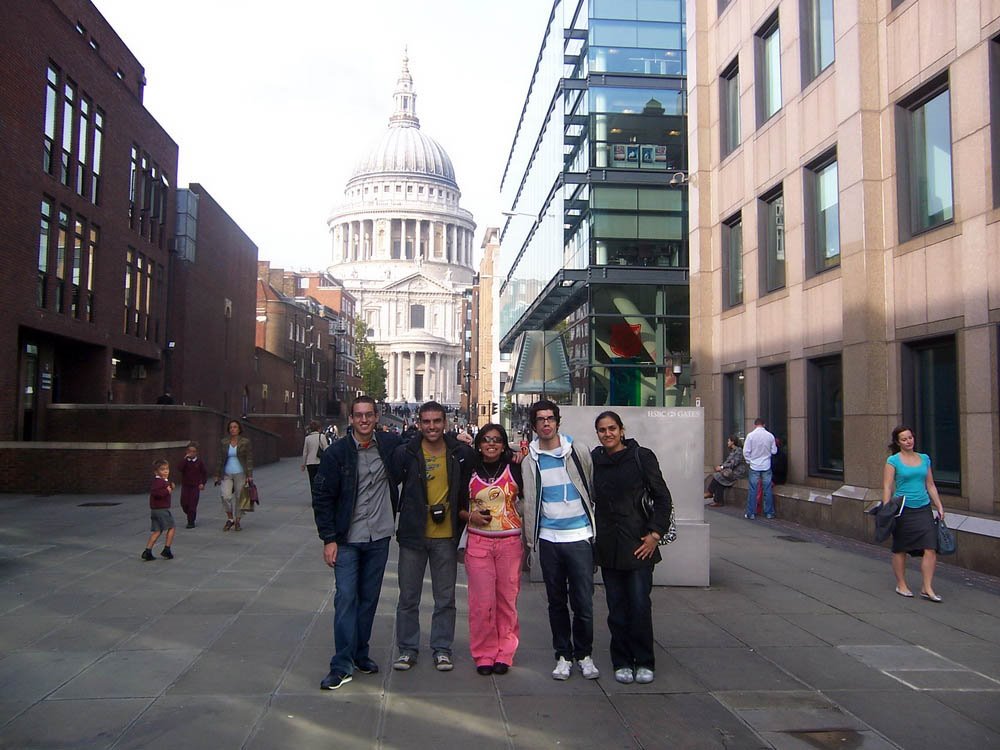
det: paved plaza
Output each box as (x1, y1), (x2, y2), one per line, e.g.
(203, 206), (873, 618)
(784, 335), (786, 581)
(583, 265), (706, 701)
(0, 457), (998, 749)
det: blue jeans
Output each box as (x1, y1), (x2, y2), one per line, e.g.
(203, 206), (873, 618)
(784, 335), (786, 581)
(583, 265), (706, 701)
(538, 539), (594, 661)
(396, 538), (458, 657)
(330, 536), (390, 675)
(746, 468), (774, 518)
(602, 566), (654, 670)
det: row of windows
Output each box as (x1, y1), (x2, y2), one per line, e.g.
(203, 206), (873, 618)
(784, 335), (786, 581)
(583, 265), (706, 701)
(123, 249), (163, 342)
(721, 149), (838, 307)
(722, 335), (961, 489)
(720, 1), (834, 158)
(43, 63), (104, 204)
(38, 198), (97, 321)
(720, 5), (958, 244)
(128, 146), (170, 246)
(346, 183), (457, 202)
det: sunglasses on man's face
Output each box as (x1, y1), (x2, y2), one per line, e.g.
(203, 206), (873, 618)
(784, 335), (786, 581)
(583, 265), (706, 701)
(480, 436), (504, 444)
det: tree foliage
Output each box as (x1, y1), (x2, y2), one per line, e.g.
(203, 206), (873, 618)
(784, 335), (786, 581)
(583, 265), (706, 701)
(355, 317), (387, 401)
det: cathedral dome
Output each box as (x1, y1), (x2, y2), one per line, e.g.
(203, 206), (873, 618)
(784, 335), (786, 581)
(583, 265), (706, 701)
(350, 126), (456, 186)
(347, 55), (458, 190)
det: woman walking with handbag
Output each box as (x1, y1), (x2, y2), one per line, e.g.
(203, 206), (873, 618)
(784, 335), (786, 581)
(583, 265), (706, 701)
(704, 435), (746, 507)
(215, 419), (254, 532)
(591, 411), (672, 684)
(883, 425), (945, 601)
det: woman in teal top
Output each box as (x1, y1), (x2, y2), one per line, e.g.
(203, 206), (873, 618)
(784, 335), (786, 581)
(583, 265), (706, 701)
(881, 425), (945, 602)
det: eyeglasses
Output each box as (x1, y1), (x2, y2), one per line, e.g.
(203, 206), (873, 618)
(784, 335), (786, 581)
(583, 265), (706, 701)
(480, 436), (504, 444)
(352, 412), (376, 421)
(534, 416), (558, 424)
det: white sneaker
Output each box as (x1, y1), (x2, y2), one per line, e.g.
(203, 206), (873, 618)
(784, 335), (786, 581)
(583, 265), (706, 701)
(578, 655), (600, 679)
(614, 667), (634, 684)
(634, 667), (654, 684)
(551, 656), (572, 680)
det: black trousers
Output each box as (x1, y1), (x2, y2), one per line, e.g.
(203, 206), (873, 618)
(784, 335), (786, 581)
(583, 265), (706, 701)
(601, 565), (654, 670)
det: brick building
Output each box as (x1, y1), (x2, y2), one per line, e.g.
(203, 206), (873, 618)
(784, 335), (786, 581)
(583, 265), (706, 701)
(255, 263), (359, 425)
(167, 184), (258, 418)
(0, 0), (179, 440)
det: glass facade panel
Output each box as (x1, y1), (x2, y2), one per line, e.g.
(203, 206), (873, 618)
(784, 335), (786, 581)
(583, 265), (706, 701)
(909, 89), (953, 233)
(808, 356), (843, 475)
(723, 372), (746, 440)
(811, 159), (840, 272)
(721, 63), (740, 157)
(803, 0), (835, 83)
(759, 21), (782, 122)
(761, 192), (785, 293)
(904, 338), (960, 488)
(723, 216), (743, 308)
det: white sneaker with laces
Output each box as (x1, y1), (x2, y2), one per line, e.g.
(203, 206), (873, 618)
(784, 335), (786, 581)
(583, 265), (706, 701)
(614, 667), (634, 684)
(551, 656), (572, 680)
(578, 655), (600, 679)
(634, 667), (655, 684)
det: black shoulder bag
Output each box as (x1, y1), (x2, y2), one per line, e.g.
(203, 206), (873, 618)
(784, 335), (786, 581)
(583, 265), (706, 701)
(635, 449), (676, 546)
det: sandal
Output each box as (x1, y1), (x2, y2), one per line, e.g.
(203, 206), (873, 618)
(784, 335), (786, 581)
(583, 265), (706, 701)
(234, 519), (241, 531)
(224, 519), (234, 531)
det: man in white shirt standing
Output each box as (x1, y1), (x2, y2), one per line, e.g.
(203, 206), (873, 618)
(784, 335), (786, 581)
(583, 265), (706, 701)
(742, 417), (777, 520)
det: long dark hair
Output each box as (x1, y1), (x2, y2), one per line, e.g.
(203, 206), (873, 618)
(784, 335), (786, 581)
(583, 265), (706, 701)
(474, 423), (513, 467)
(889, 425), (914, 454)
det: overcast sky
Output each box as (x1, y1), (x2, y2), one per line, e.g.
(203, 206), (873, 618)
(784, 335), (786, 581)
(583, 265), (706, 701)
(92, 0), (552, 270)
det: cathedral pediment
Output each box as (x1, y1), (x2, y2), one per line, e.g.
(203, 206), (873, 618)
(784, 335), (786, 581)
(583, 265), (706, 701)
(382, 272), (455, 294)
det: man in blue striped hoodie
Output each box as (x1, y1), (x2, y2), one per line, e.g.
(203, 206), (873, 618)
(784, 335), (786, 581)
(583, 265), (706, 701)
(521, 399), (600, 681)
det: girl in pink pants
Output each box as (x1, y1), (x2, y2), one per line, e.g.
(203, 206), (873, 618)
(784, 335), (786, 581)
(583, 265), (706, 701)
(462, 424), (524, 676)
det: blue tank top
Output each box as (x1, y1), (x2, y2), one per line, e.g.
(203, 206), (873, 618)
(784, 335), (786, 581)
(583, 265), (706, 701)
(887, 453), (930, 508)
(224, 444), (244, 476)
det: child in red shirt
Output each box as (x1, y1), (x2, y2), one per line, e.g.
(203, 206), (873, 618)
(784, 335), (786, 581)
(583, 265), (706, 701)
(176, 441), (208, 528)
(142, 459), (176, 561)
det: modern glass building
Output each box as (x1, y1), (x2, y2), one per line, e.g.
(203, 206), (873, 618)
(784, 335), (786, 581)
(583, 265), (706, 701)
(497, 0), (689, 416)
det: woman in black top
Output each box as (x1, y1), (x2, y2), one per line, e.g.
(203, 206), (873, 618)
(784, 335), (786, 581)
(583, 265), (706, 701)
(591, 411), (672, 685)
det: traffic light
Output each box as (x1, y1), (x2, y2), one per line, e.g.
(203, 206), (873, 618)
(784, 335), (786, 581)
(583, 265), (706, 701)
(491, 401), (498, 415)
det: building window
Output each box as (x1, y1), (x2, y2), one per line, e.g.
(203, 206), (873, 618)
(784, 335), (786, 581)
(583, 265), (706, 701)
(37, 199), (52, 308)
(804, 150), (840, 275)
(989, 36), (1000, 207)
(902, 336), (960, 490)
(758, 186), (785, 293)
(755, 13), (782, 124)
(56, 208), (69, 314)
(723, 371), (746, 441)
(807, 355), (843, 476)
(410, 304), (425, 329)
(722, 213), (743, 308)
(43, 65), (58, 174)
(60, 80), (76, 186)
(896, 75), (953, 238)
(720, 58), (740, 157)
(801, 0), (834, 86)
(760, 364), (787, 448)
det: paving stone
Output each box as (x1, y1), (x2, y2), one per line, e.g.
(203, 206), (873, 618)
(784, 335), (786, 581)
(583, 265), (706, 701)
(932, 690), (1000, 733)
(248, 694), (383, 749)
(165, 649), (287, 696)
(382, 693), (510, 749)
(705, 612), (828, 648)
(780, 613), (908, 646)
(857, 611), (994, 645)
(165, 589), (255, 616)
(30, 616), (147, 652)
(119, 613), (233, 651)
(756, 646), (902, 690)
(652, 612), (745, 647)
(0, 651), (102, 703)
(211, 612), (314, 652)
(839, 644), (958, 671)
(0, 614), (68, 652)
(758, 729), (898, 749)
(500, 694), (637, 749)
(829, 688), (1000, 747)
(0, 697), (149, 750)
(51, 648), (200, 698)
(112, 695), (262, 749)
(668, 647), (805, 691)
(714, 690), (867, 733)
(612, 693), (768, 749)
(883, 668), (1000, 691)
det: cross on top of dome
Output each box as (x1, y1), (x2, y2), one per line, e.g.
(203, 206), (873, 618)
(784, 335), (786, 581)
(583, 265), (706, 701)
(389, 49), (419, 128)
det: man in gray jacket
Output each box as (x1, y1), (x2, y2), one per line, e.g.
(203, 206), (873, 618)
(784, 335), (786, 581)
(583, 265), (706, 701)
(521, 399), (599, 681)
